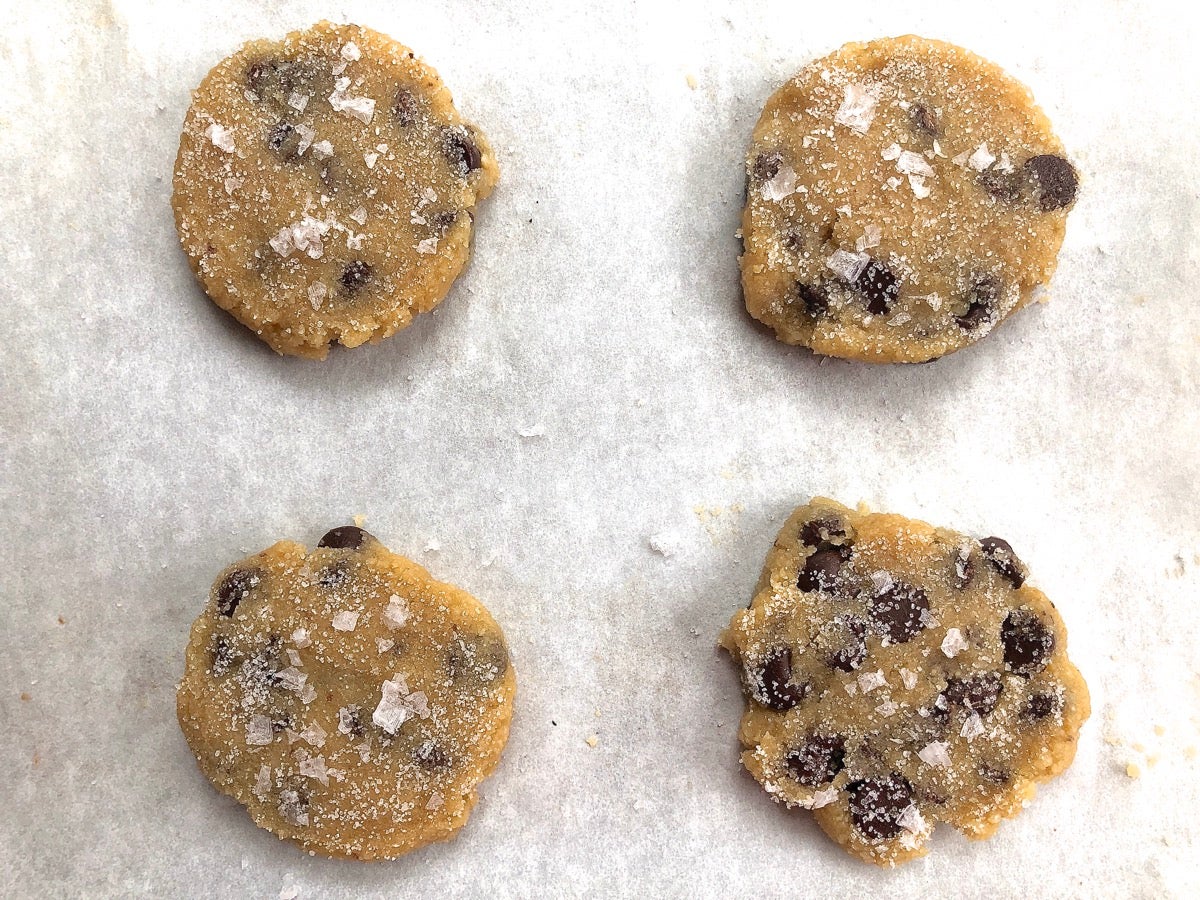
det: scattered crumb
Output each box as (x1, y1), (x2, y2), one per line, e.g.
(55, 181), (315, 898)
(57, 616), (66, 625)
(1126, 761), (1142, 779)
(20, 692), (31, 702)
(685, 73), (698, 89)
(352, 514), (366, 528)
(517, 424), (546, 438)
(585, 735), (599, 748)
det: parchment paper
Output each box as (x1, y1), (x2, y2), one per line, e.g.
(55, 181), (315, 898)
(2, 1), (1198, 897)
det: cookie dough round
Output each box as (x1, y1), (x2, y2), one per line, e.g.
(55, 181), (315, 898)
(177, 526), (515, 859)
(741, 36), (1078, 363)
(172, 21), (498, 358)
(721, 498), (1088, 866)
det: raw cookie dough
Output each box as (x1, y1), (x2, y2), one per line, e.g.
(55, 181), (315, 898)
(172, 21), (498, 358)
(721, 498), (1088, 866)
(177, 526), (515, 859)
(741, 36), (1078, 363)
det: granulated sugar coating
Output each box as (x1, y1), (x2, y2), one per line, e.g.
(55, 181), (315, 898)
(172, 21), (498, 358)
(720, 498), (1088, 866)
(741, 36), (1078, 363)
(176, 526), (515, 859)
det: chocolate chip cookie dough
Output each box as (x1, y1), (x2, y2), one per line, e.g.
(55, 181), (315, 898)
(172, 21), (498, 358)
(721, 498), (1088, 866)
(177, 526), (515, 859)
(741, 36), (1078, 363)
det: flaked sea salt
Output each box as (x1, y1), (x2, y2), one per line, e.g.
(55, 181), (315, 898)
(416, 237), (439, 254)
(961, 712), (985, 741)
(332, 610), (359, 631)
(858, 670), (887, 693)
(328, 76), (375, 124)
(855, 224), (882, 252)
(372, 675), (415, 734)
(246, 714), (274, 746)
(941, 627), (969, 658)
(311, 140), (334, 160)
(968, 143), (996, 172)
(298, 754), (328, 785)
(899, 668), (918, 690)
(299, 721), (327, 748)
(307, 282), (327, 311)
(384, 595), (409, 629)
(287, 92), (309, 112)
(341, 41), (362, 61)
(760, 165), (797, 202)
(826, 248), (869, 282)
(206, 122), (236, 153)
(349, 206), (368, 225)
(834, 82), (879, 134)
(275, 667), (307, 694)
(918, 741), (952, 768)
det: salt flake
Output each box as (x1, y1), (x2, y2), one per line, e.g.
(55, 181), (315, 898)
(968, 143), (996, 172)
(311, 140), (334, 160)
(206, 123), (236, 153)
(372, 675), (415, 734)
(808, 786), (839, 809)
(384, 595), (409, 629)
(291, 628), (311, 648)
(287, 92), (309, 112)
(899, 668), (918, 690)
(298, 754), (328, 785)
(941, 627), (969, 658)
(918, 741), (953, 768)
(246, 714), (274, 746)
(416, 237), (439, 254)
(349, 205), (368, 225)
(961, 712), (985, 741)
(341, 42), (362, 61)
(275, 667), (307, 694)
(826, 249), (869, 282)
(307, 282), (327, 311)
(834, 83), (879, 134)
(328, 77), (376, 124)
(896, 150), (935, 177)
(332, 611), (359, 631)
(856, 224), (882, 252)
(299, 721), (327, 748)
(858, 670), (887, 693)
(760, 165), (798, 202)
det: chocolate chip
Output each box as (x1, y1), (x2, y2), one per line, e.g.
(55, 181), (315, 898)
(443, 127), (482, 175)
(1025, 691), (1062, 721)
(340, 261), (373, 293)
(271, 713), (293, 733)
(909, 104), (939, 137)
(979, 763), (1011, 784)
(980, 536), (1027, 588)
(752, 152), (782, 183)
(978, 168), (1025, 202)
(755, 647), (809, 711)
(854, 259), (900, 315)
(339, 706), (366, 736)
(392, 88), (419, 126)
(1025, 154), (1078, 211)
(318, 560), (350, 589)
(797, 543), (851, 593)
(415, 740), (451, 769)
(217, 569), (260, 617)
(266, 121), (302, 160)
(800, 516), (845, 548)
(847, 775), (913, 840)
(1002, 609), (1055, 676)
(943, 672), (1003, 715)
(447, 632), (510, 684)
(245, 58), (306, 104)
(868, 582), (929, 643)
(828, 616), (868, 672)
(430, 210), (459, 233)
(953, 546), (974, 589)
(786, 735), (846, 786)
(955, 275), (1000, 331)
(241, 637), (284, 690)
(211, 636), (236, 676)
(318, 525), (371, 549)
(278, 787), (309, 826)
(795, 282), (828, 318)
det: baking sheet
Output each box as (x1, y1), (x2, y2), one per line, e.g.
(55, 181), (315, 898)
(2, 0), (1199, 896)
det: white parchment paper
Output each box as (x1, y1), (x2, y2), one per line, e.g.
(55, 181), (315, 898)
(2, 1), (1199, 897)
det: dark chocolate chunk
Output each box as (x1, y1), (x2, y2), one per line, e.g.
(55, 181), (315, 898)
(795, 282), (828, 318)
(786, 735), (846, 786)
(245, 58), (306, 104)
(217, 569), (260, 617)
(1025, 691), (1062, 721)
(847, 775), (913, 840)
(868, 581), (929, 643)
(443, 127), (483, 175)
(1025, 154), (1078, 211)
(978, 168), (1025, 202)
(392, 88), (419, 126)
(339, 705), (366, 737)
(340, 261), (373, 293)
(979, 763), (1011, 784)
(447, 632), (510, 684)
(953, 545), (974, 589)
(752, 152), (783, 183)
(318, 525), (372, 549)
(1001, 609), (1056, 676)
(797, 543), (851, 593)
(755, 647), (809, 711)
(266, 121), (302, 160)
(828, 616), (868, 672)
(317, 560), (351, 589)
(211, 636), (236, 676)
(956, 275), (1000, 330)
(980, 536), (1027, 588)
(430, 210), (459, 233)
(909, 103), (939, 137)
(943, 672), (1003, 715)
(415, 740), (452, 769)
(854, 259), (900, 315)
(800, 516), (845, 548)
